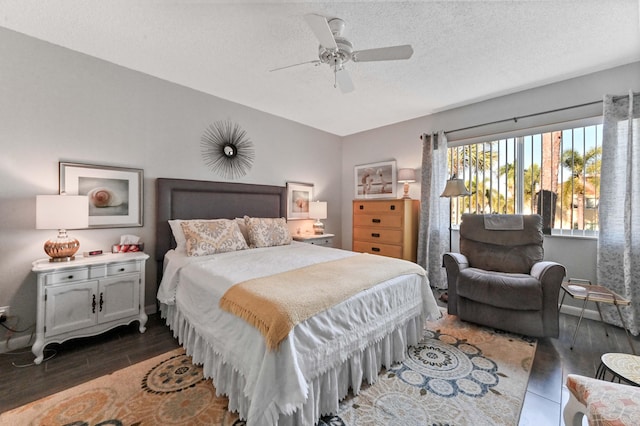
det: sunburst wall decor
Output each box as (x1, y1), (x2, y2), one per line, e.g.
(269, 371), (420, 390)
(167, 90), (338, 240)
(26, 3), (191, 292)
(201, 121), (255, 179)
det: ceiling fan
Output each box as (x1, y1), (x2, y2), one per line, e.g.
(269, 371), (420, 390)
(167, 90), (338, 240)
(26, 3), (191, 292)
(270, 14), (414, 93)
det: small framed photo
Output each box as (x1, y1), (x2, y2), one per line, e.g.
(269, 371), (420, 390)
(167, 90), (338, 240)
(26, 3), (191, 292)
(354, 160), (397, 199)
(286, 182), (314, 220)
(59, 162), (143, 228)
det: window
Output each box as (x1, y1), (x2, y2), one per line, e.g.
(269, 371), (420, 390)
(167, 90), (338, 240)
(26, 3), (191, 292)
(447, 122), (602, 235)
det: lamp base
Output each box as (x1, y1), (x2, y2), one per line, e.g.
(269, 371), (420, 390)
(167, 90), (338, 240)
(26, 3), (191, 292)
(402, 182), (411, 199)
(44, 230), (80, 262)
(313, 220), (325, 235)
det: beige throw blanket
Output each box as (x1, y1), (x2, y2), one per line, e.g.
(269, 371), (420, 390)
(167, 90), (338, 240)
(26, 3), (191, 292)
(219, 253), (425, 350)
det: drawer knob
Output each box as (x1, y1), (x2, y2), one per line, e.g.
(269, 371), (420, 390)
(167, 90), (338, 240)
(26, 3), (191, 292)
(67, 275), (74, 280)
(372, 218), (381, 223)
(359, 205), (364, 210)
(119, 268), (125, 272)
(390, 205), (396, 210)
(371, 247), (381, 252)
(371, 233), (380, 238)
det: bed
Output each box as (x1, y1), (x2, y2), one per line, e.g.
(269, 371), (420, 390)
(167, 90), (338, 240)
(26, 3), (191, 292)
(155, 178), (440, 425)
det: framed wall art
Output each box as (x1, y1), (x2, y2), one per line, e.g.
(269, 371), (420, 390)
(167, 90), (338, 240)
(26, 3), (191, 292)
(354, 160), (397, 199)
(286, 182), (313, 220)
(59, 162), (144, 228)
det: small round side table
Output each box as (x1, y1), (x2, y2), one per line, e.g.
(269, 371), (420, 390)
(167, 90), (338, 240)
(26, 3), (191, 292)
(596, 353), (640, 386)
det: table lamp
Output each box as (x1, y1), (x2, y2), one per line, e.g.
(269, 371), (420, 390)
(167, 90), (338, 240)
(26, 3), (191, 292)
(36, 194), (89, 262)
(397, 168), (416, 199)
(309, 201), (327, 235)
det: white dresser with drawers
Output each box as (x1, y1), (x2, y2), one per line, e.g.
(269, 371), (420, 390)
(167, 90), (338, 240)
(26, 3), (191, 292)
(31, 252), (149, 364)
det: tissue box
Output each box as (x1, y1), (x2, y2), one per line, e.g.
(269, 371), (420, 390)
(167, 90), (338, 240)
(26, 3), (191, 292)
(112, 243), (144, 253)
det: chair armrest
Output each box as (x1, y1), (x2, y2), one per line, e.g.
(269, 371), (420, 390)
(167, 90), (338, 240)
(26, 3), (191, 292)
(443, 252), (469, 316)
(444, 252), (469, 269)
(531, 261), (566, 287)
(531, 261), (566, 337)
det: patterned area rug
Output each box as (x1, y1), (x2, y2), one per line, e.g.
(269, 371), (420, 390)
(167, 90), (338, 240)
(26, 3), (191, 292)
(1, 313), (536, 425)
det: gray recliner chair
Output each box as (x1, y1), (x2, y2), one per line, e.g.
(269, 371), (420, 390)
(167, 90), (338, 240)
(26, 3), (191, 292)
(443, 213), (566, 337)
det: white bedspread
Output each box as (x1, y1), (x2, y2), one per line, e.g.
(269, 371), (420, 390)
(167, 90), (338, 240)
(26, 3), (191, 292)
(158, 242), (440, 425)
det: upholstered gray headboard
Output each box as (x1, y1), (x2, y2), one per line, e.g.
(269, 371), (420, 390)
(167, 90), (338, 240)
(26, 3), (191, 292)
(155, 178), (287, 280)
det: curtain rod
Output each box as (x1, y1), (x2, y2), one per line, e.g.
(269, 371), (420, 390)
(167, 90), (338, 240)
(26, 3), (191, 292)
(444, 100), (602, 135)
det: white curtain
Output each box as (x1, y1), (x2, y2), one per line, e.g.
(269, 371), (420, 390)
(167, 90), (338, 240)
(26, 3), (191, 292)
(598, 91), (640, 335)
(417, 131), (449, 289)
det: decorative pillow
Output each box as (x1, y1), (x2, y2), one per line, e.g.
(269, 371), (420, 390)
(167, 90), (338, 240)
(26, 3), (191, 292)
(235, 218), (250, 243)
(169, 219), (215, 252)
(244, 216), (292, 248)
(180, 219), (249, 256)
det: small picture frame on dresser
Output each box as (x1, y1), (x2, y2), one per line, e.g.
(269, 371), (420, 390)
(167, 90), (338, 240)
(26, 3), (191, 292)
(354, 160), (397, 199)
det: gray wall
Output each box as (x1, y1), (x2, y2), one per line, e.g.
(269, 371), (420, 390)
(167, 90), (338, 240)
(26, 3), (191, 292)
(0, 28), (342, 347)
(342, 62), (640, 285)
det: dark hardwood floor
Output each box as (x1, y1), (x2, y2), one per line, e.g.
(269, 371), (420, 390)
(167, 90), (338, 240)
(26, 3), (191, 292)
(1, 300), (637, 425)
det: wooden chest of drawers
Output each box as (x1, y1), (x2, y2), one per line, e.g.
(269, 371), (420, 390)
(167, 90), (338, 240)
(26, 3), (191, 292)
(352, 199), (419, 262)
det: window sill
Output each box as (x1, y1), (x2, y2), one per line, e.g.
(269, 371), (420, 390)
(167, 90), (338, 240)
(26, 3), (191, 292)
(545, 232), (598, 241)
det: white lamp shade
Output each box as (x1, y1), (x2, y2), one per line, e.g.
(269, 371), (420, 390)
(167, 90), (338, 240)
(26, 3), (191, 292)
(440, 179), (471, 197)
(397, 168), (416, 183)
(36, 195), (89, 230)
(309, 201), (327, 220)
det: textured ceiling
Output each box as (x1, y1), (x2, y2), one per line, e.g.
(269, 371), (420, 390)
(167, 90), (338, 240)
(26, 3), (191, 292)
(2, 1), (639, 136)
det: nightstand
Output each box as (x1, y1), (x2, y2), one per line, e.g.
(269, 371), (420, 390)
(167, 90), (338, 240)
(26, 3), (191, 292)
(293, 233), (335, 247)
(31, 252), (149, 365)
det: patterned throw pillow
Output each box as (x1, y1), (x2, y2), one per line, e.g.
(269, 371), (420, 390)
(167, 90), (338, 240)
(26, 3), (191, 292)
(244, 216), (292, 248)
(180, 219), (249, 256)
(169, 219), (222, 252)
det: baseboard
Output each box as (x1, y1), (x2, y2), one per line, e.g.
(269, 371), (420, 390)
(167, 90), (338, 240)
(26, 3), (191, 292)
(0, 334), (34, 354)
(559, 304), (601, 322)
(145, 303), (158, 315)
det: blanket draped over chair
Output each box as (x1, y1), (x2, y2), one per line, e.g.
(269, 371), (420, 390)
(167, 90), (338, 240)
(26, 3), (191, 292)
(220, 253), (426, 349)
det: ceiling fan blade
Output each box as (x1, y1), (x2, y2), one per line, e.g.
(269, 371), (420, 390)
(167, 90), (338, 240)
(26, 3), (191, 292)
(269, 60), (320, 72)
(304, 13), (338, 49)
(352, 45), (414, 62)
(335, 68), (354, 93)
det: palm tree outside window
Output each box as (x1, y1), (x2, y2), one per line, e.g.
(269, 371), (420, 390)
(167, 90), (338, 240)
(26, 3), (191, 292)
(447, 123), (602, 236)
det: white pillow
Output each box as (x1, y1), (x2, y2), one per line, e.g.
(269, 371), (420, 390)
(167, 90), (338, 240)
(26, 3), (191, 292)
(180, 219), (249, 256)
(168, 219), (188, 252)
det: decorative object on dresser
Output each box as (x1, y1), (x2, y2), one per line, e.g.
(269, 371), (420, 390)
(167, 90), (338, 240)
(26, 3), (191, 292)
(397, 168), (416, 199)
(352, 199), (419, 262)
(309, 201), (327, 234)
(36, 194), (89, 262)
(31, 252), (149, 365)
(201, 120), (255, 179)
(292, 233), (334, 247)
(285, 181), (313, 220)
(59, 162), (143, 228)
(354, 160), (397, 199)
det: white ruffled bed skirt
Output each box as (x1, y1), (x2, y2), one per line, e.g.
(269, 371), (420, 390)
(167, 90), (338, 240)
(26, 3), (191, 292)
(161, 302), (426, 425)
